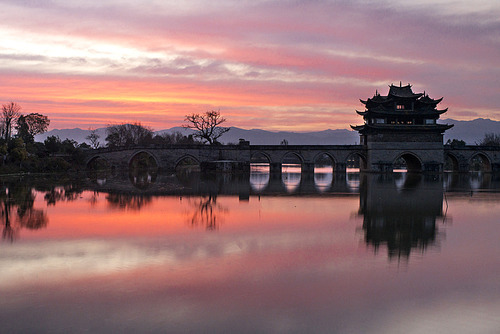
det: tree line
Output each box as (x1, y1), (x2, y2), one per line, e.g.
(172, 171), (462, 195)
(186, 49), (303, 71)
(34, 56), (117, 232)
(101, 122), (200, 149)
(91, 110), (230, 149)
(0, 106), (231, 173)
(446, 133), (500, 147)
(0, 102), (54, 171)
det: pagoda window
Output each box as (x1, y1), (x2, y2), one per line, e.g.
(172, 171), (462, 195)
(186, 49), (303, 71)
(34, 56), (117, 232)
(374, 118), (385, 124)
(425, 119), (436, 125)
(397, 104), (405, 110)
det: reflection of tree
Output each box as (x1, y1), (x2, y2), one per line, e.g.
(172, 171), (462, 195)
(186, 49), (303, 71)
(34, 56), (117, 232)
(88, 191), (99, 207)
(0, 182), (48, 242)
(187, 195), (227, 230)
(106, 193), (152, 211)
(44, 185), (83, 206)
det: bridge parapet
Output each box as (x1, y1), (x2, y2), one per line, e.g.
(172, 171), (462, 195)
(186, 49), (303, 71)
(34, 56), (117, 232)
(445, 145), (500, 172)
(84, 145), (366, 173)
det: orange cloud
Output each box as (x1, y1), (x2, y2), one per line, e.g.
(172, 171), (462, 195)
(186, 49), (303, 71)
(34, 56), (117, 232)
(0, 1), (499, 131)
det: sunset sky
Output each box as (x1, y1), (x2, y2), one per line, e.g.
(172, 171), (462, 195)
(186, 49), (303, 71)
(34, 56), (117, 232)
(1, 0), (499, 131)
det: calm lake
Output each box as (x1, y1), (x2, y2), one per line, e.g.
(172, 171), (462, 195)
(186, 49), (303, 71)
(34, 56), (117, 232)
(1, 169), (499, 333)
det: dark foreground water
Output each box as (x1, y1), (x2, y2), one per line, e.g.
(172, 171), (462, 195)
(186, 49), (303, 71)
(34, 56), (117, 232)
(0, 171), (499, 333)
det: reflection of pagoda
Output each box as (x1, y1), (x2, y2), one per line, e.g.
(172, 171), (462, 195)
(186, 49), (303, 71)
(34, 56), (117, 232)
(352, 83), (453, 172)
(358, 174), (444, 260)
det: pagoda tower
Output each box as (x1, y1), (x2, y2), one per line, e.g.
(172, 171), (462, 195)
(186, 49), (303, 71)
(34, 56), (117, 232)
(352, 83), (453, 172)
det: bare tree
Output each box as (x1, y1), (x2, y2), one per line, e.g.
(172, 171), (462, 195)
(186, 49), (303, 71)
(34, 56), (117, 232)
(477, 133), (500, 146)
(183, 110), (230, 145)
(86, 128), (101, 149)
(1, 102), (22, 142)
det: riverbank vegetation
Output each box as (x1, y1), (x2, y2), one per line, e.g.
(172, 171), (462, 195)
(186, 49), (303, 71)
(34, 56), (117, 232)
(104, 122), (201, 148)
(0, 102), (78, 174)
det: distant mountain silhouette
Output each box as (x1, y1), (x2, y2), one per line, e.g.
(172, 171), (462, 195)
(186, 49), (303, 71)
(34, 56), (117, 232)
(439, 118), (500, 144)
(35, 127), (108, 145)
(156, 127), (360, 145)
(35, 118), (499, 146)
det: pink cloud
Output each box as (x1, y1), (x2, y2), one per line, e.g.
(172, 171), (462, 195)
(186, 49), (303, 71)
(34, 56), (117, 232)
(0, 1), (499, 130)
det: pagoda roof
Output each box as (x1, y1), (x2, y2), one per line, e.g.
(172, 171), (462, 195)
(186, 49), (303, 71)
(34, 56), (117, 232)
(357, 107), (448, 116)
(351, 123), (453, 133)
(388, 83), (423, 99)
(360, 95), (391, 104)
(418, 95), (443, 104)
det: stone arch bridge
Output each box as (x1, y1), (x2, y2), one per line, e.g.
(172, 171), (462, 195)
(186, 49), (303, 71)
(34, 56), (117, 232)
(85, 143), (500, 173)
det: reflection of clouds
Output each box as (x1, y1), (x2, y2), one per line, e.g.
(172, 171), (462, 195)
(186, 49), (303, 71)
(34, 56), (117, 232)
(369, 298), (500, 334)
(394, 172), (406, 190)
(469, 172), (482, 190)
(0, 228), (348, 288)
(346, 172), (360, 191)
(443, 173), (452, 190)
(314, 169), (333, 192)
(282, 164), (301, 192)
(250, 164), (270, 192)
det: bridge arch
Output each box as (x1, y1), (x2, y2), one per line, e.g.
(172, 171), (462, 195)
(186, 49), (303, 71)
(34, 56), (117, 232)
(444, 152), (460, 172)
(313, 152), (336, 167)
(281, 151), (304, 165)
(86, 155), (111, 170)
(175, 155), (201, 171)
(394, 152), (422, 172)
(250, 151), (272, 164)
(128, 150), (159, 169)
(469, 152), (492, 171)
(346, 152), (367, 171)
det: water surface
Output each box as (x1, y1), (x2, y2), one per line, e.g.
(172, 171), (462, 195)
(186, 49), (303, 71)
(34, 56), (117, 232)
(1, 172), (499, 333)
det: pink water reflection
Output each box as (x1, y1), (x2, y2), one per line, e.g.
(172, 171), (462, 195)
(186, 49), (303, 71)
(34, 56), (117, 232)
(0, 186), (499, 333)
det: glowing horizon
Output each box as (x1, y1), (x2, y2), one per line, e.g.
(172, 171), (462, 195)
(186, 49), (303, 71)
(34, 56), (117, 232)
(1, 0), (499, 131)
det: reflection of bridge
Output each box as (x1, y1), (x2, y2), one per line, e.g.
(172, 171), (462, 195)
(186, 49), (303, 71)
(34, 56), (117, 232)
(86, 170), (499, 259)
(90, 169), (364, 196)
(85, 143), (500, 173)
(89, 166), (500, 197)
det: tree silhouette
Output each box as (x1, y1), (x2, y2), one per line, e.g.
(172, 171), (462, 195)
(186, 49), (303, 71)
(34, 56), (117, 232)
(86, 128), (101, 149)
(1, 102), (21, 142)
(16, 113), (50, 144)
(183, 110), (230, 145)
(105, 122), (153, 148)
(478, 133), (500, 146)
